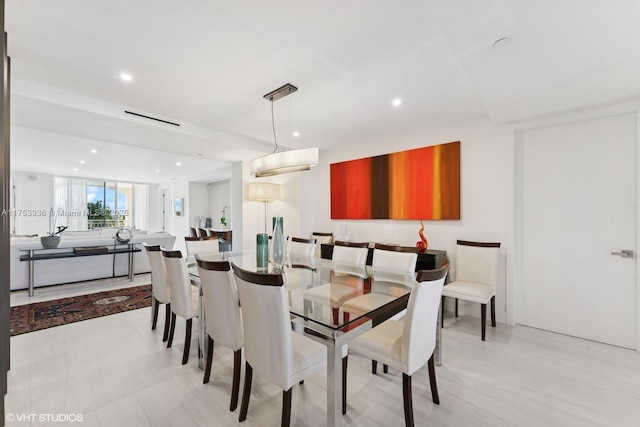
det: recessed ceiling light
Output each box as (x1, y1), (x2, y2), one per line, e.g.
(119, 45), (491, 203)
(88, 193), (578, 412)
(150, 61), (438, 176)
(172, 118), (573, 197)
(292, 131), (300, 138)
(79, 160), (85, 164)
(492, 37), (511, 49)
(72, 168), (78, 172)
(392, 98), (402, 107)
(176, 162), (181, 166)
(120, 72), (133, 82)
(140, 175), (144, 178)
(90, 149), (97, 154)
(155, 169), (160, 173)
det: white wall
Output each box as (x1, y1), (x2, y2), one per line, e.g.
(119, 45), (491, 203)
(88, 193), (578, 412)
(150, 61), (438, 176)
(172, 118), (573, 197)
(146, 184), (161, 232)
(208, 180), (231, 228)
(10, 171), (54, 235)
(301, 116), (512, 323)
(188, 182), (209, 229)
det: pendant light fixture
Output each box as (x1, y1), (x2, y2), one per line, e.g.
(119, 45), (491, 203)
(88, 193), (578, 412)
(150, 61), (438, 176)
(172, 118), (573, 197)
(250, 83), (319, 177)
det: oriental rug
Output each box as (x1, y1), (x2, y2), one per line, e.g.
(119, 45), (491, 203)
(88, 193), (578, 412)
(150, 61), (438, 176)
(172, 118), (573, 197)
(10, 284), (152, 336)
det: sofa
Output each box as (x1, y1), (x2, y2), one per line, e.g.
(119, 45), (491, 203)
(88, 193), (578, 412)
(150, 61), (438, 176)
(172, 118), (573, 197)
(10, 229), (177, 291)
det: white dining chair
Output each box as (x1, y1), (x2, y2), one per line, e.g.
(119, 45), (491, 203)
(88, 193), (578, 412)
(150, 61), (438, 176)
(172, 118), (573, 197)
(232, 263), (327, 427)
(302, 241), (369, 325)
(342, 244), (417, 322)
(441, 240), (501, 340)
(196, 256), (244, 411)
(162, 248), (199, 365)
(185, 235), (220, 265)
(347, 261), (449, 427)
(143, 243), (171, 342)
(311, 232), (333, 258)
(287, 236), (317, 265)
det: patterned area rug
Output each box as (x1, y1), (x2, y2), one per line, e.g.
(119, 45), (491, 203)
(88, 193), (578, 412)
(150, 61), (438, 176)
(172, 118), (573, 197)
(10, 284), (152, 336)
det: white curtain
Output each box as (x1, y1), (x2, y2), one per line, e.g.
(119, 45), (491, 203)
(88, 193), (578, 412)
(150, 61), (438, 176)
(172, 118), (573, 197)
(54, 177), (88, 231)
(133, 184), (149, 231)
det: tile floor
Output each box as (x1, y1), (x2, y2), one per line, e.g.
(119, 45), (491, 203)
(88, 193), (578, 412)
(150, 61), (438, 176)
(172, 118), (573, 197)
(4, 276), (640, 426)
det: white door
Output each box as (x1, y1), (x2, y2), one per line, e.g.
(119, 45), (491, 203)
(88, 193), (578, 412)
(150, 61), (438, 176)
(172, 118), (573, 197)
(517, 113), (637, 349)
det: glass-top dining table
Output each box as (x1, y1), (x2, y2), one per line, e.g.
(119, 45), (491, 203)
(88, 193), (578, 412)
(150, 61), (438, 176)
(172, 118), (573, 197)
(187, 251), (441, 427)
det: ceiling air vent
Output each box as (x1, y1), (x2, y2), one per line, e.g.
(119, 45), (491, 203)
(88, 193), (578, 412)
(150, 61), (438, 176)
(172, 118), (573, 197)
(124, 110), (181, 127)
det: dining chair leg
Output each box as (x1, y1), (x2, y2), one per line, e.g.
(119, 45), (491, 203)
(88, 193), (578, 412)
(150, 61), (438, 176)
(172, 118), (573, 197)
(151, 298), (160, 330)
(383, 364), (388, 374)
(332, 307), (339, 325)
(481, 303), (487, 341)
(203, 336), (214, 384)
(182, 318), (192, 365)
(162, 303), (171, 342)
(239, 362), (253, 422)
(427, 354), (439, 404)
(372, 360), (377, 374)
(402, 373), (414, 427)
(167, 312), (177, 348)
(282, 387), (293, 427)
(440, 296), (445, 328)
(490, 295), (496, 327)
(230, 349), (242, 411)
(342, 355), (348, 415)
(343, 312), (350, 324)
(455, 298), (458, 317)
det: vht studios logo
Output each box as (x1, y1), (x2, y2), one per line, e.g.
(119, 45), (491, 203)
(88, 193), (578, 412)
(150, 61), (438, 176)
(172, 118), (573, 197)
(6, 413), (84, 423)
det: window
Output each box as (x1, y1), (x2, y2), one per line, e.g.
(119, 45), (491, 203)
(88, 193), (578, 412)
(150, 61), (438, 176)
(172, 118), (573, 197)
(55, 177), (149, 231)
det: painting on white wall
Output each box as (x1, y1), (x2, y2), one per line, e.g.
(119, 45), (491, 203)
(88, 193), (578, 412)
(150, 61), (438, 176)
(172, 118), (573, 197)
(173, 198), (184, 217)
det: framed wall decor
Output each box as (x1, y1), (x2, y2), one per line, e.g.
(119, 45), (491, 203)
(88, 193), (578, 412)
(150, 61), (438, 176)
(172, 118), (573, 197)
(330, 141), (460, 220)
(173, 198), (184, 217)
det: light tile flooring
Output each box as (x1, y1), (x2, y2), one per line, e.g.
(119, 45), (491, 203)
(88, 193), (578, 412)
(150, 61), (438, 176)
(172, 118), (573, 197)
(5, 276), (640, 426)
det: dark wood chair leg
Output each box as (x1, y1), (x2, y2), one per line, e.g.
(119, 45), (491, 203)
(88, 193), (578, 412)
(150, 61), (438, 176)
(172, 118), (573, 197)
(402, 373), (414, 427)
(455, 298), (458, 317)
(491, 295), (496, 327)
(372, 360), (377, 374)
(481, 303), (487, 341)
(441, 296), (445, 328)
(332, 307), (339, 325)
(230, 349), (242, 411)
(427, 354), (439, 404)
(182, 318), (192, 364)
(383, 364), (388, 374)
(167, 312), (176, 348)
(239, 362), (253, 422)
(343, 312), (350, 324)
(282, 388), (292, 427)
(151, 298), (159, 330)
(203, 336), (214, 384)
(162, 303), (171, 342)
(342, 355), (348, 415)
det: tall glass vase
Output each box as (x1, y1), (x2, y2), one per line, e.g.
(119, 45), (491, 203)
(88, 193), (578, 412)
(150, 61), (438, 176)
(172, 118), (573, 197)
(271, 215), (285, 271)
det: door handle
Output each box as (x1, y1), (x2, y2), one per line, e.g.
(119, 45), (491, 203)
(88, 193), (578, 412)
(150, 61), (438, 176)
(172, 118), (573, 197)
(611, 250), (634, 258)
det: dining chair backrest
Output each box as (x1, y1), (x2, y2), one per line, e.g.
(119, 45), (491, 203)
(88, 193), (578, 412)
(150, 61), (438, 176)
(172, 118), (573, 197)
(332, 241), (369, 279)
(162, 249), (193, 319)
(185, 236), (220, 257)
(189, 227), (198, 237)
(372, 244), (418, 285)
(289, 236), (317, 259)
(455, 240), (500, 289)
(198, 227), (211, 237)
(311, 232), (333, 258)
(143, 243), (170, 303)
(196, 256), (243, 351)
(402, 260), (449, 375)
(232, 264), (294, 391)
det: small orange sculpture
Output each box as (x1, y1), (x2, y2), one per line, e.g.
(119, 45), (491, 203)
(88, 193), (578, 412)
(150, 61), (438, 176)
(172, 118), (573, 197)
(416, 220), (428, 252)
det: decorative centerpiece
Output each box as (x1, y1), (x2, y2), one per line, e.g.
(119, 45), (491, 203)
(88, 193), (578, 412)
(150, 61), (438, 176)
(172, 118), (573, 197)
(270, 214), (285, 271)
(416, 220), (428, 252)
(41, 208), (67, 248)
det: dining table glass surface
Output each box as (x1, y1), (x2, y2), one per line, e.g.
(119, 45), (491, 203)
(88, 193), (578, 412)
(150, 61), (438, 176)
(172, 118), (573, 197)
(188, 250), (419, 427)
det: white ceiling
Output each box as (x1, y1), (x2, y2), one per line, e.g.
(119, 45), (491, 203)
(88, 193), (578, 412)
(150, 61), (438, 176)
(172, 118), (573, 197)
(7, 0), (640, 183)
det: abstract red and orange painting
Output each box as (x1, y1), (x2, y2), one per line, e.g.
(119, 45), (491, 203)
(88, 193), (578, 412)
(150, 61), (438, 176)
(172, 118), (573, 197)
(330, 141), (460, 220)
